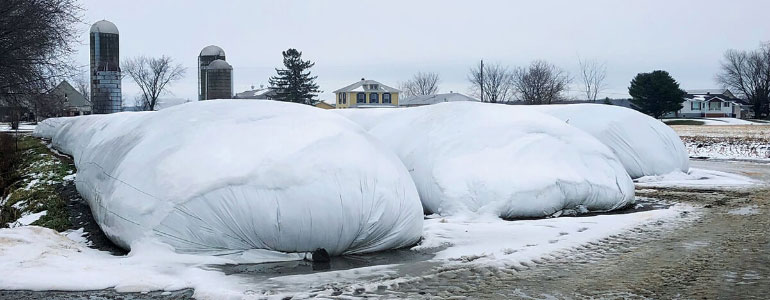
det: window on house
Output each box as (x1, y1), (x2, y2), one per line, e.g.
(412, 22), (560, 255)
(370, 84), (379, 90)
(691, 101), (700, 110)
(723, 101), (730, 107)
(357, 92), (366, 103)
(342, 93), (347, 104)
(370, 93), (379, 104)
(709, 101), (720, 111)
(337, 93), (342, 104)
(383, 93), (391, 104)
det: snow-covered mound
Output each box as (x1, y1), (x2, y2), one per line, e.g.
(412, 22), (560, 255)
(34, 100), (423, 256)
(534, 104), (690, 178)
(344, 102), (635, 218)
(334, 108), (399, 130)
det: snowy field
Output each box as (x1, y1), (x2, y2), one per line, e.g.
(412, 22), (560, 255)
(0, 122), (36, 132)
(664, 117), (769, 126)
(671, 125), (770, 160)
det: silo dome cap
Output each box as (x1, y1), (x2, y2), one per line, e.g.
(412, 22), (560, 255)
(207, 59), (232, 70)
(90, 20), (119, 34)
(200, 45), (226, 57)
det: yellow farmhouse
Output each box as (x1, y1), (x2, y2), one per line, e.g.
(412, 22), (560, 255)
(333, 78), (400, 108)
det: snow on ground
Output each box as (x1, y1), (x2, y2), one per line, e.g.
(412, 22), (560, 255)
(7, 210), (47, 228)
(34, 101), (424, 256)
(634, 168), (758, 188)
(0, 123), (36, 132)
(0, 203), (689, 299)
(415, 205), (688, 265)
(671, 125), (770, 161)
(0, 226), (247, 298)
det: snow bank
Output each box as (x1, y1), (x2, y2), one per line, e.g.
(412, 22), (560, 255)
(534, 104), (690, 178)
(334, 108), (399, 130)
(34, 100), (423, 256)
(344, 102), (635, 218)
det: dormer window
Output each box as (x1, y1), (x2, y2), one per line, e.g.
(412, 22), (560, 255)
(369, 84), (379, 90)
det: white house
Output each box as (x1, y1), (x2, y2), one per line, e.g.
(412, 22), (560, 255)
(672, 89), (751, 118)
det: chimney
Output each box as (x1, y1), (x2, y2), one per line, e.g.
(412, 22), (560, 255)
(361, 78), (365, 81)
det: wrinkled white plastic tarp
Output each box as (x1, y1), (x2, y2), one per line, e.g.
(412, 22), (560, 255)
(342, 102), (636, 218)
(34, 100), (423, 255)
(534, 104), (690, 178)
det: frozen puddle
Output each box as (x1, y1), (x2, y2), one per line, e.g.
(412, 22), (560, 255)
(0, 203), (691, 299)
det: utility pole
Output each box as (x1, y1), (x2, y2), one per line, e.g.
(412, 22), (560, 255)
(480, 59), (484, 102)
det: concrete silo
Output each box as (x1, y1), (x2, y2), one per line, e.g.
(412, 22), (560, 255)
(198, 45), (227, 100)
(203, 59), (233, 100)
(90, 20), (122, 114)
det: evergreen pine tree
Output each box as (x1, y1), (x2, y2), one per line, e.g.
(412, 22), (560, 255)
(268, 49), (321, 105)
(603, 97), (613, 105)
(628, 70), (685, 118)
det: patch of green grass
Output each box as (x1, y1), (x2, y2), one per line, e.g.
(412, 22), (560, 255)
(0, 136), (74, 231)
(664, 120), (705, 126)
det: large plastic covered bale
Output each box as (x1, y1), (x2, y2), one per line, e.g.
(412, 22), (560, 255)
(34, 100), (423, 256)
(534, 104), (690, 178)
(349, 102), (635, 218)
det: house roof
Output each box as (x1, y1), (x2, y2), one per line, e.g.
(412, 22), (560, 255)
(333, 79), (400, 93)
(687, 95), (752, 106)
(314, 101), (335, 109)
(233, 88), (276, 99)
(686, 89), (736, 99)
(400, 92), (479, 106)
(50, 81), (90, 108)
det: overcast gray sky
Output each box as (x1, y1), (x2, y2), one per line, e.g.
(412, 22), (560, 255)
(76, 0), (769, 103)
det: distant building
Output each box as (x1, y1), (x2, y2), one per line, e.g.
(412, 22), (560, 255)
(198, 46), (232, 100)
(671, 89), (751, 118)
(49, 81), (91, 116)
(233, 85), (276, 100)
(399, 92), (478, 107)
(333, 78), (400, 109)
(90, 20), (121, 114)
(314, 101), (335, 109)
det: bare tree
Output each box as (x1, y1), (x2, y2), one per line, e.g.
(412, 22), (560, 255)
(71, 72), (90, 102)
(716, 43), (770, 119)
(511, 60), (572, 105)
(122, 56), (186, 111)
(578, 57), (607, 102)
(30, 93), (66, 121)
(400, 72), (440, 97)
(0, 0), (82, 121)
(468, 61), (514, 103)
